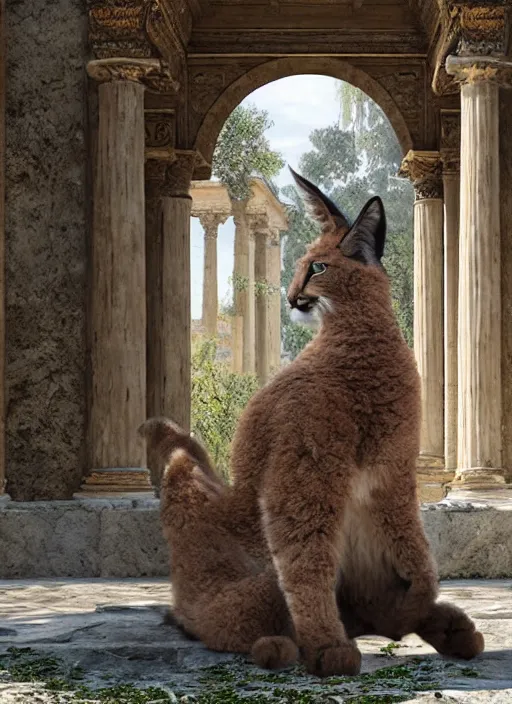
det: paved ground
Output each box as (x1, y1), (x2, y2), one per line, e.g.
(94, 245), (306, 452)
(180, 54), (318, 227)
(0, 578), (511, 702)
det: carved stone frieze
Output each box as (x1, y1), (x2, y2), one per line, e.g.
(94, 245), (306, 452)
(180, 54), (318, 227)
(457, 4), (508, 57)
(371, 67), (423, 146)
(433, 1), (511, 96)
(87, 0), (190, 88)
(88, 0), (156, 59)
(145, 0), (187, 81)
(145, 109), (176, 159)
(87, 58), (179, 93)
(189, 65), (247, 116)
(187, 29), (427, 57)
(440, 110), (461, 174)
(398, 150), (444, 201)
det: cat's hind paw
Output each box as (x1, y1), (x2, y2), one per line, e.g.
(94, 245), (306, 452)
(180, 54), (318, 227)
(301, 641), (361, 677)
(251, 636), (299, 670)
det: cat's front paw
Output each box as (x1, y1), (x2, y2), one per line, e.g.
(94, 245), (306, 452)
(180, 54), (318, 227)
(301, 641), (361, 677)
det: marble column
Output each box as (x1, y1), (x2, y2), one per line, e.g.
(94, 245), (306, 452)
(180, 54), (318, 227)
(441, 111), (461, 473)
(399, 151), (446, 498)
(199, 212), (227, 337)
(146, 151), (196, 435)
(249, 212), (270, 385)
(268, 228), (282, 376)
(232, 200), (255, 374)
(446, 53), (510, 489)
(80, 60), (153, 497)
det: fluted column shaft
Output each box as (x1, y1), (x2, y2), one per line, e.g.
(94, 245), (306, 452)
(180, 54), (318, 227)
(146, 152), (196, 434)
(199, 213), (226, 336)
(232, 200), (255, 374)
(400, 151), (445, 478)
(443, 171), (460, 472)
(268, 229), (282, 375)
(83, 65), (150, 496)
(446, 54), (507, 489)
(250, 212), (270, 385)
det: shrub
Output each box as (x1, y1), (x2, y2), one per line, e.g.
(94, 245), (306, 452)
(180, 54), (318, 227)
(191, 338), (259, 480)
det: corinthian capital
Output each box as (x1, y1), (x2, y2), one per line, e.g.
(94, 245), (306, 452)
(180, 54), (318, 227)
(198, 212), (229, 238)
(432, 1), (511, 95)
(145, 150), (197, 199)
(398, 151), (444, 201)
(87, 58), (179, 93)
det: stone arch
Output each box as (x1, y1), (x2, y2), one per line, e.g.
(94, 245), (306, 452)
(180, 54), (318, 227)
(193, 57), (414, 177)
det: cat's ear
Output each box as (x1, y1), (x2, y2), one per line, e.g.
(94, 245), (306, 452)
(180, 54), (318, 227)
(339, 196), (386, 266)
(289, 167), (351, 235)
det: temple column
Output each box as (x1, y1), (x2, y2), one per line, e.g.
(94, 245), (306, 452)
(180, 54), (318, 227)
(232, 200), (255, 374)
(268, 228), (282, 376)
(199, 213), (227, 336)
(399, 151), (446, 499)
(80, 60), (154, 497)
(146, 151), (196, 434)
(440, 111), (461, 473)
(446, 49), (511, 490)
(249, 211), (270, 385)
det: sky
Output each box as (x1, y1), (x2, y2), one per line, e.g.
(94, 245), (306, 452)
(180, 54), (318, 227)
(190, 74), (343, 320)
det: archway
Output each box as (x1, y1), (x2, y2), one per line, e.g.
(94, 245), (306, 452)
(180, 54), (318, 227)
(193, 57), (413, 179)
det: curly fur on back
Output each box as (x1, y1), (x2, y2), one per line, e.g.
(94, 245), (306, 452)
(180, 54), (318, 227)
(140, 171), (484, 677)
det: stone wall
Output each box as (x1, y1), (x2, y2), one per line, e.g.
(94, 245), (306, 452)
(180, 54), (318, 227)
(1, 500), (511, 579)
(5, 0), (90, 499)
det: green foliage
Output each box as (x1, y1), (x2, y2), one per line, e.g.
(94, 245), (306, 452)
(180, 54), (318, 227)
(212, 103), (284, 201)
(379, 641), (402, 657)
(0, 647), (480, 704)
(280, 80), (414, 358)
(191, 338), (259, 480)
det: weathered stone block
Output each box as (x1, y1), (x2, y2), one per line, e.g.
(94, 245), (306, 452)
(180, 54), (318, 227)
(99, 504), (168, 578)
(0, 502), (100, 578)
(1, 500), (512, 579)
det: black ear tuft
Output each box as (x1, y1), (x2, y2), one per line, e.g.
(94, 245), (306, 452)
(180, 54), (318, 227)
(289, 167), (351, 234)
(339, 196), (386, 266)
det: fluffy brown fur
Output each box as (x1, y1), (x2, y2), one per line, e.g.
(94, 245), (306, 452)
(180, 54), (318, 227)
(139, 171), (484, 677)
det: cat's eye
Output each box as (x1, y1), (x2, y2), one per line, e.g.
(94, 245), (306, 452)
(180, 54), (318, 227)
(310, 262), (327, 275)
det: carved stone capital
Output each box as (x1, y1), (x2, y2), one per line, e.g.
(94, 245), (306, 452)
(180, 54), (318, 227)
(432, 2), (510, 96)
(247, 211), (270, 237)
(456, 4), (508, 57)
(198, 212), (228, 238)
(440, 111), (461, 174)
(446, 53), (512, 86)
(398, 150), (444, 200)
(87, 58), (179, 94)
(145, 110), (176, 160)
(269, 228), (282, 247)
(145, 151), (197, 199)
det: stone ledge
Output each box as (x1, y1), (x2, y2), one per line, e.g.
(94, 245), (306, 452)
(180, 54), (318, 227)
(1, 498), (512, 579)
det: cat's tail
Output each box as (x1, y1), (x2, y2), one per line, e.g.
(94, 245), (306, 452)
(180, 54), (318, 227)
(138, 417), (222, 494)
(139, 417), (227, 536)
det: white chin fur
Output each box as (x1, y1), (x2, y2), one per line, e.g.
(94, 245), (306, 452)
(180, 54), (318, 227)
(289, 296), (333, 329)
(290, 307), (319, 328)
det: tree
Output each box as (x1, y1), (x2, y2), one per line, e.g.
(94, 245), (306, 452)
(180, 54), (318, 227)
(280, 81), (414, 358)
(212, 103), (284, 201)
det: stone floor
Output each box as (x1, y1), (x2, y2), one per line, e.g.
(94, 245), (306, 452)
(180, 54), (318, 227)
(0, 579), (511, 702)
